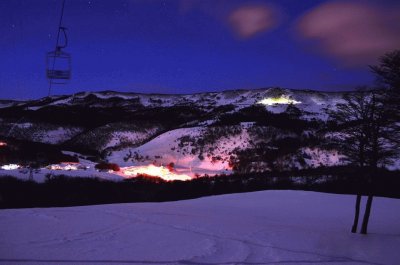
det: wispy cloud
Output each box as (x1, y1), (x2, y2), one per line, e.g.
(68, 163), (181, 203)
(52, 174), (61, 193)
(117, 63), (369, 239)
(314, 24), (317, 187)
(297, 1), (400, 66)
(228, 4), (279, 39)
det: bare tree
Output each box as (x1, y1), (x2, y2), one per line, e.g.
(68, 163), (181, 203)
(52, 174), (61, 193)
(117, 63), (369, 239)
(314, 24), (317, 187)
(369, 50), (400, 131)
(327, 88), (372, 233)
(370, 50), (400, 91)
(359, 50), (400, 234)
(359, 92), (399, 234)
(328, 50), (400, 234)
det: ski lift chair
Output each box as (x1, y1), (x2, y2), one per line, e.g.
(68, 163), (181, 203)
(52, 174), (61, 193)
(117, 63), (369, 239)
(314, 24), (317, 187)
(46, 47), (71, 84)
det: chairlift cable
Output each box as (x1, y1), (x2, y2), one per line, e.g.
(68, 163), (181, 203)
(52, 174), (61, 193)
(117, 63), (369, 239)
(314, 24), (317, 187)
(48, 0), (67, 97)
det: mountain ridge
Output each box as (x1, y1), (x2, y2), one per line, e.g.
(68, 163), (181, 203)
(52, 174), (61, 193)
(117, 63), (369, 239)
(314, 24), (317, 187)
(2, 87), (391, 181)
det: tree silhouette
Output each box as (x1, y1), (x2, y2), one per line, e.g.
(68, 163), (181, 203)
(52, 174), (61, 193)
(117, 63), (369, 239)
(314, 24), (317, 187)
(328, 50), (400, 234)
(370, 50), (400, 91)
(370, 50), (400, 132)
(328, 88), (373, 233)
(359, 50), (400, 234)
(329, 89), (399, 233)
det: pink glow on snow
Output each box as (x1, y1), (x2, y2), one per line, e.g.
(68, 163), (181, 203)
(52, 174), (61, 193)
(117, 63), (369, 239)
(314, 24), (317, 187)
(120, 165), (192, 181)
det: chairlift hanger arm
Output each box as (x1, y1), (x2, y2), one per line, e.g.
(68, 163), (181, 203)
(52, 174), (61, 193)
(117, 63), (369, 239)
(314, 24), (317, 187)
(47, 0), (70, 97)
(57, 26), (68, 49)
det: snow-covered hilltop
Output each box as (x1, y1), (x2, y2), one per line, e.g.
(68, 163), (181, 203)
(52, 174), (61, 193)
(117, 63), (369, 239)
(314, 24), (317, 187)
(0, 88), (367, 181)
(1, 87), (345, 112)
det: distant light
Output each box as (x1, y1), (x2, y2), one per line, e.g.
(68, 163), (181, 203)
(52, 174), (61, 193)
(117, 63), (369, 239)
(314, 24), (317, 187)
(0, 141), (7, 147)
(46, 163), (83, 171)
(258, 95), (301, 106)
(122, 165), (191, 181)
(1, 164), (20, 170)
(47, 165), (63, 170)
(64, 164), (78, 171)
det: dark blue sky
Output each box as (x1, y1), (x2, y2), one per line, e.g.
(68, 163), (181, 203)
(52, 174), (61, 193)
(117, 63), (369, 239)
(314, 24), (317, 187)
(1, 0), (399, 99)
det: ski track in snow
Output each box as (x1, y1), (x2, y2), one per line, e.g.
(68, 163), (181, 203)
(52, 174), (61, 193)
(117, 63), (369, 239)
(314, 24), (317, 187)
(1, 191), (399, 265)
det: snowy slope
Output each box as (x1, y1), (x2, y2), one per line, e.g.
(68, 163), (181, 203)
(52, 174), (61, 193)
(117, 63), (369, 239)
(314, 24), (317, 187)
(110, 124), (254, 176)
(33, 127), (83, 145)
(1, 87), (391, 179)
(109, 121), (343, 177)
(0, 121), (83, 145)
(4, 87), (346, 115)
(104, 129), (158, 149)
(1, 190), (399, 265)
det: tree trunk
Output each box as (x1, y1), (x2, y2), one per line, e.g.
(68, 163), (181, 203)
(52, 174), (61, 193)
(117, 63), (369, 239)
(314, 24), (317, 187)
(360, 195), (373, 234)
(351, 194), (362, 233)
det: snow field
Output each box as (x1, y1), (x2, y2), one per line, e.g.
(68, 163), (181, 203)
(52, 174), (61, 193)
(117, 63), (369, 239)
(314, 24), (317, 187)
(0, 190), (399, 265)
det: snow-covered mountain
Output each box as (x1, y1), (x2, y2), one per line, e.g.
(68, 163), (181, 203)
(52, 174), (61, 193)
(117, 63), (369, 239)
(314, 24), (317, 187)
(3, 87), (347, 111)
(0, 87), (356, 179)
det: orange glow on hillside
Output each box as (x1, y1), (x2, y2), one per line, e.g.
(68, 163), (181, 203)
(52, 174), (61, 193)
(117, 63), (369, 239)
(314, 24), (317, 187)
(121, 165), (192, 181)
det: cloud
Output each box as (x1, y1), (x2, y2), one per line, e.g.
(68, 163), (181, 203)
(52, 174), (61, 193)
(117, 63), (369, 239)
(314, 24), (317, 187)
(297, 1), (400, 66)
(228, 4), (279, 39)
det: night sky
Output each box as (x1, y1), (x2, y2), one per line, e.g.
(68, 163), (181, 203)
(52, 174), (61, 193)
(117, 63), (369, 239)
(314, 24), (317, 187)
(1, 0), (399, 100)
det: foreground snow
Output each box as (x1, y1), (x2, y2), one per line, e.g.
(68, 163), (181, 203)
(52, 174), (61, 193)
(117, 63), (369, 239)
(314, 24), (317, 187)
(1, 191), (400, 265)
